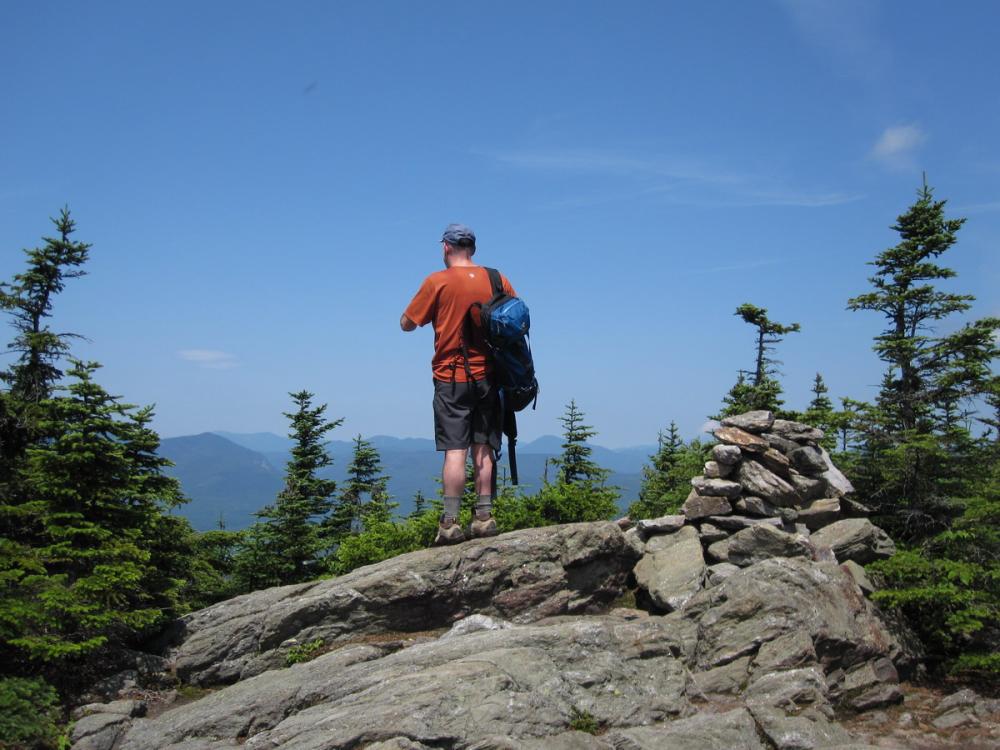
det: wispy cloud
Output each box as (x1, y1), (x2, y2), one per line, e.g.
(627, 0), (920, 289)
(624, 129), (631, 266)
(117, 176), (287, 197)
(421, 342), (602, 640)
(486, 148), (862, 209)
(870, 124), (926, 169)
(683, 190), (863, 209)
(178, 349), (240, 369)
(490, 149), (743, 186)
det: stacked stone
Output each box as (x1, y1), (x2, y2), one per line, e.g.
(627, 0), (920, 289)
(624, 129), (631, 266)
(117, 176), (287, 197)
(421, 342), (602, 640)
(681, 410), (891, 569)
(629, 409), (896, 614)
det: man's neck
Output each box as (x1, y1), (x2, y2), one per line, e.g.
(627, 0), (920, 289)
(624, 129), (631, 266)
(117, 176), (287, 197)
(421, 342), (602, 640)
(448, 257), (477, 268)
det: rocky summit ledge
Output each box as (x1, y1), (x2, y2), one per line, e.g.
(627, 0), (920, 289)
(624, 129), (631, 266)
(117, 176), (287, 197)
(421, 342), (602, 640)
(87, 515), (1000, 750)
(78, 410), (1000, 750)
(110, 553), (929, 750)
(159, 521), (639, 687)
(71, 411), (1000, 749)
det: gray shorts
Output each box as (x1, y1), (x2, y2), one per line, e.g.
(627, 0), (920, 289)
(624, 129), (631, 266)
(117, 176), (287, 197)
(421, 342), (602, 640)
(433, 378), (501, 451)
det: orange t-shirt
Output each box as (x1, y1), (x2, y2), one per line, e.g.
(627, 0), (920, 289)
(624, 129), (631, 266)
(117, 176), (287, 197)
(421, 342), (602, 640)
(404, 265), (516, 382)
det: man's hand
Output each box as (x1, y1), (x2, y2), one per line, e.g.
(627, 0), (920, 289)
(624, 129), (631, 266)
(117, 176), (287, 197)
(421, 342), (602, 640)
(400, 314), (417, 332)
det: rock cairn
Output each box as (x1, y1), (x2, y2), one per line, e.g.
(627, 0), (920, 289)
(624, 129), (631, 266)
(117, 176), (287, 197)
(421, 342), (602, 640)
(628, 410), (896, 614)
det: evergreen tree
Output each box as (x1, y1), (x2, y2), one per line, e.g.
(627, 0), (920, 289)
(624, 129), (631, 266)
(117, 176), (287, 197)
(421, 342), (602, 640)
(806, 372), (833, 413)
(408, 490), (428, 519)
(802, 373), (837, 451)
(553, 399), (608, 485)
(845, 180), (1000, 678)
(248, 391), (341, 586)
(175, 526), (244, 608)
(847, 179), (999, 540)
(0, 208), (91, 405)
(0, 209), (91, 495)
(332, 435), (391, 535)
(980, 376), (1000, 442)
(715, 303), (800, 417)
(0, 361), (185, 671)
(230, 523), (274, 593)
(870, 447), (1000, 677)
(735, 302), (801, 388)
(0, 211), (216, 699)
(529, 400), (619, 524)
(628, 431), (710, 521)
(628, 422), (683, 519)
(716, 372), (757, 420)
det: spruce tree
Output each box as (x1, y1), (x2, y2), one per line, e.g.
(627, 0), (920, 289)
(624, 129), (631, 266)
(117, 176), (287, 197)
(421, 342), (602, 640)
(408, 490), (428, 519)
(1, 208), (91, 405)
(250, 391), (341, 586)
(1, 208), (91, 492)
(1, 361), (184, 668)
(554, 399), (607, 485)
(802, 373), (837, 451)
(629, 423), (682, 518)
(980, 377), (1000, 442)
(716, 372), (757, 420)
(0, 212), (209, 692)
(715, 303), (800, 417)
(845, 180), (1000, 678)
(847, 179), (999, 540)
(328, 434), (391, 541)
(532, 400), (618, 523)
(628, 424), (711, 521)
(736, 302), (800, 389)
(806, 373), (833, 413)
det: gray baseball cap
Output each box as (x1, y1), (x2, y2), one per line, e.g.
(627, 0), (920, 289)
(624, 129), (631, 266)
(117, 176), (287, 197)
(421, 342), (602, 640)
(441, 223), (476, 248)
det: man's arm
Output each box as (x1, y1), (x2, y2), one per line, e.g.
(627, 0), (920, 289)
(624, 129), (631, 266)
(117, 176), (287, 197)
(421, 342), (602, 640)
(402, 275), (435, 331)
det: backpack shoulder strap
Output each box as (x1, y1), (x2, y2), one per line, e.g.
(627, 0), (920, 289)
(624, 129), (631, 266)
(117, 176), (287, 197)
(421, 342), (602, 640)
(483, 267), (504, 296)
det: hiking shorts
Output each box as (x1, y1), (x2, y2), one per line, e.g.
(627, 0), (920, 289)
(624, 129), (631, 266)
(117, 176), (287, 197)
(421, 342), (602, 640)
(432, 378), (501, 452)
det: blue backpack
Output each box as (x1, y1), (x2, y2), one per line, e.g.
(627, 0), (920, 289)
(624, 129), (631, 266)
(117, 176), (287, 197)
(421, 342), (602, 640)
(461, 267), (538, 484)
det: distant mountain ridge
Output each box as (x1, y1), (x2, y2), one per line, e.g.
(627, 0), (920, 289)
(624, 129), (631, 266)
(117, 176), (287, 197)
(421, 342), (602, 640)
(159, 431), (654, 531)
(158, 433), (284, 531)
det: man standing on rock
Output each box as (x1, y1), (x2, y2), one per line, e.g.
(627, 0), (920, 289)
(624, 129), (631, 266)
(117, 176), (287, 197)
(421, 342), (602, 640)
(401, 223), (514, 545)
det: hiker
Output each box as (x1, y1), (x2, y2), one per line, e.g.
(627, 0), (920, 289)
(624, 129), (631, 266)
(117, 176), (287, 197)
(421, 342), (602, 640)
(400, 223), (516, 545)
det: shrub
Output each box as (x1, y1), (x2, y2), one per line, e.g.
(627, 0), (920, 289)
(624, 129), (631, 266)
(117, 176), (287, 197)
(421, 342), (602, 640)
(569, 706), (599, 734)
(0, 677), (67, 749)
(285, 639), (325, 666)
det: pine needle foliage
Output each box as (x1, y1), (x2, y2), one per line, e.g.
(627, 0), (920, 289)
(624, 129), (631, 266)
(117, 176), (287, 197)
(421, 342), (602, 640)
(530, 400), (619, 523)
(2, 360), (185, 666)
(802, 373), (838, 452)
(628, 423), (708, 520)
(0, 210), (224, 702)
(847, 179), (1000, 541)
(848, 180), (1000, 678)
(0, 208), (91, 405)
(715, 303), (800, 418)
(553, 399), (608, 485)
(0, 676), (66, 748)
(869, 454), (999, 677)
(332, 435), (392, 536)
(0, 208), (91, 499)
(239, 391), (341, 587)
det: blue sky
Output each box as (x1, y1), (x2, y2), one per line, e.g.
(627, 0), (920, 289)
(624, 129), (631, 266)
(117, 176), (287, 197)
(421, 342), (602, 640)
(2, 1), (998, 448)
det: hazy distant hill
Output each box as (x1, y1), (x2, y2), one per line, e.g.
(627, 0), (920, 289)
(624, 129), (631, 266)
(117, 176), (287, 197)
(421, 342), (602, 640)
(159, 433), (284, 531)
(159, 431), (651, 531)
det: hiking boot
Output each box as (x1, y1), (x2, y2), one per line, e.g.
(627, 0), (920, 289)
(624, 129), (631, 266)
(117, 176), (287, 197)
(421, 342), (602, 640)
(434, 516), (465, 546)
(470, 511), (498, 539)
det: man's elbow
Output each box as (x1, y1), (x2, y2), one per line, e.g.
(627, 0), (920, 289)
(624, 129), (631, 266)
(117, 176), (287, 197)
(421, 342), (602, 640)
(400, 314), (417, 332)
